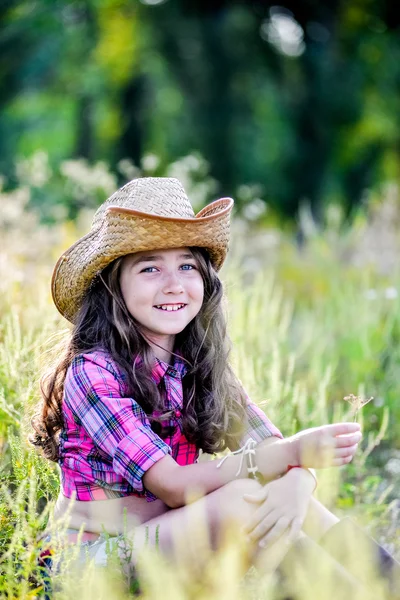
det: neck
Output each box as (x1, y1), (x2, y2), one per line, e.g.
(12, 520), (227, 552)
(146, 334), (175, 364)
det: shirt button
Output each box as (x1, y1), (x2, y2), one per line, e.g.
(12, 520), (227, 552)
(174, 410), (181, 418)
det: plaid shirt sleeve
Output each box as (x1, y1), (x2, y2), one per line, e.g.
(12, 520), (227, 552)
(63, 352), (171, 494)
(234, 387), (283, 449)
(241, 397), (283, 443)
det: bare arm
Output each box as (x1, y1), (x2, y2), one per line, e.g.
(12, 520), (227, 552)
(143, 422), (361, 508)
(143, 436), (284, 508)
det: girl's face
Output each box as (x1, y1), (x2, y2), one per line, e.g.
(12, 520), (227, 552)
(119, 247), (204, 348)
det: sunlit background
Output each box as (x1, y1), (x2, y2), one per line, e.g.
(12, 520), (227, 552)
(2, 0), (400, 218)
(2, 2), (400, 597)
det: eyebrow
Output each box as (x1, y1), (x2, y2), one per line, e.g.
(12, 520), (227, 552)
(132, 253), (195, 265)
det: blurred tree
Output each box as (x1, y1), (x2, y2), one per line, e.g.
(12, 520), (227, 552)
(0, 0), (400, 219)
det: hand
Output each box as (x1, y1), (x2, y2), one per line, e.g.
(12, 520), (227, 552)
(288, 422), (362, 469)
(243, 469), (314, 548)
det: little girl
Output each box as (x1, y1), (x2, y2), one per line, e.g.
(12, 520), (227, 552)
(31, 177), (398, 591)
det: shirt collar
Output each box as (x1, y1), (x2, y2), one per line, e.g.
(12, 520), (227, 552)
(134, 354), (188, 385)
(153, 355), (188, 384)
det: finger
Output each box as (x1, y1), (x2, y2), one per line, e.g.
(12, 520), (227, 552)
(334, 432), (362, 447)
(332, 454), (356, 466)
(286, 517), (303, 544)
(258, 516), (291, 548)
(333, 443), (359, 458)
(254, 530), (292, 574)
(244, 504), (273, 535)
(246, 509), (278, 539)
(324, 422), (361, 436)
(243, 486), (269, 504)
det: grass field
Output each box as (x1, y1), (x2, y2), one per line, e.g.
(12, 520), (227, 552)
(1, 175), (400, 598)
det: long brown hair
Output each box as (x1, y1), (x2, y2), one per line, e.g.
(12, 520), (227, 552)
(30, 247), (248, 461)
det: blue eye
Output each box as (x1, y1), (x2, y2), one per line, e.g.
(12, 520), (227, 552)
(141, 266), (158, 273)
(180, 264), (196, 270)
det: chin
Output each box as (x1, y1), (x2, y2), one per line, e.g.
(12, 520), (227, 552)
(160, 327), (187, 335)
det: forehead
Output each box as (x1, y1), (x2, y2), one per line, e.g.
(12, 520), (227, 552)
(124, 247), (194, 266)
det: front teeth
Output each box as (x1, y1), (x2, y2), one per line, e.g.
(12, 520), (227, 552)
(155, 304), (185, 311)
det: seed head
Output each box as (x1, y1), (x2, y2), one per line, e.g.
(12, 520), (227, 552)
(343, 393), (374, 413)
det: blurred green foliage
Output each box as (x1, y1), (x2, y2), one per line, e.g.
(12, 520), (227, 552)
(1, 0), (400, 218)
(1, 163), (400, 596)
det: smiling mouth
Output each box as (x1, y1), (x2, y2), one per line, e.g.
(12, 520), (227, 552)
(154, 304), (187, 312)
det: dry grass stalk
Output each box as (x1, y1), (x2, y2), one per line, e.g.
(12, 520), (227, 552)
(343, 394), (374, 421)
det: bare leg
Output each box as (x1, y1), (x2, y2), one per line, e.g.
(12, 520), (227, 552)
(302, 496), (340, 542)
(130, 478), (263, 568)
(302, 497), (400, 595)
(128, 483), (345, 565)
(126, 481), (363, 598)
(130, 485), (340, 563)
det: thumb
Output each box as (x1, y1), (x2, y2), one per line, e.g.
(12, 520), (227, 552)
(243, 486), (268, 504)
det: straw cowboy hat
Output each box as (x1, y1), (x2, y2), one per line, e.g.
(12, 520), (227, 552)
(52, 177), (234, 322)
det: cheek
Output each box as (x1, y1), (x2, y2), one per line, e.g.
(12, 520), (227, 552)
(119, 277), (142, 311)
(119, 276), (132, 306)
(191, 277), (204, 304)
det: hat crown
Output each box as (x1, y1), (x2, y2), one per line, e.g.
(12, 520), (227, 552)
(92, 177), (195, 226)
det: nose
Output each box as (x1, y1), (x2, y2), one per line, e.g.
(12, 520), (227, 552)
(162, 270), (184, 295)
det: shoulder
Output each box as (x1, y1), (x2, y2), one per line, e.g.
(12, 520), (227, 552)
(65, 350), (126, 396)
(71, 350), (122, 376)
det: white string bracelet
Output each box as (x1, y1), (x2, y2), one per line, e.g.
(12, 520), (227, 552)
(216, 438), (260, 480)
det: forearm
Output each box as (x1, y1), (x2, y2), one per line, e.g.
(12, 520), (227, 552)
(167, 452), (249, 507)
(255, 436), (296, 481)
(143, 455), (247, 508)
(178, 436), (290, 502)
(146, 436), (288, 508)
(256, 439), (317, 490)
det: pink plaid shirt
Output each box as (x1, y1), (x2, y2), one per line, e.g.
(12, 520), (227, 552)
(59, 351), (282, 502)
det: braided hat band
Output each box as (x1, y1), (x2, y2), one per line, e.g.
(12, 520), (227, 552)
(51, 177), (234, 322)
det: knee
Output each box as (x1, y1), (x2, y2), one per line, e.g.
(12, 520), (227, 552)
(209, 478), (263, 523)
(218, 478), (263, 499)
(205, 479), (263, 547)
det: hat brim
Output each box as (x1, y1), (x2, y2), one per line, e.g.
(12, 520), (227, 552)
(52, 197), (233, 322)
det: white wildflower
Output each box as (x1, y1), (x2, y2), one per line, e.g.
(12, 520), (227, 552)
(385, 287), (398, 300)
